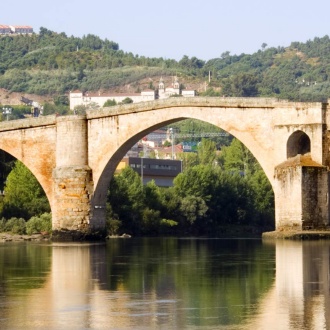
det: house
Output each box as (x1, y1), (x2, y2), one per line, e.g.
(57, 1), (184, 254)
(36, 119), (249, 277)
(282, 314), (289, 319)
(0, 24), (33, 35)
(117, 157), (182, 186)
(0, 25), (11, 34)
(9, 25), (33, 34)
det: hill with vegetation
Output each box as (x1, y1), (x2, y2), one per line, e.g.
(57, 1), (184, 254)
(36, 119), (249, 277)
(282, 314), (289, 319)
(1, 27), (330, 109)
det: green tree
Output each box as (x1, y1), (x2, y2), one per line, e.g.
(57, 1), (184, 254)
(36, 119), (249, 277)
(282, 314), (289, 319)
(108, 167), (144, 234)
(179, 195), (208, 225)
(222, 72), (259, 97)
(2, 161), (50, 219)
(197, 138), (217, 165)
(220, 138), (256, 176)
(220, 138), (274, 227)
(103, 99), (117, 107)
(120, 97), (133, 104)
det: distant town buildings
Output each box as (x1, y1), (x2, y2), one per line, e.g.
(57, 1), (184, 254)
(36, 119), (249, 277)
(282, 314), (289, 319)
(0, 25), (33, 35)
(69, 77), (196, 110)
(117, 157), (182, 186)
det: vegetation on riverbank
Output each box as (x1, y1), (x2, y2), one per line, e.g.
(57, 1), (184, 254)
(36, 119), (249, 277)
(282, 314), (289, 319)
(0, 213), (51, 236)
(106, 138), (274, 237)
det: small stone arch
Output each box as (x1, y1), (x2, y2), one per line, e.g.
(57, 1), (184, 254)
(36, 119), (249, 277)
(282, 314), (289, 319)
(287, 130), (311, 158)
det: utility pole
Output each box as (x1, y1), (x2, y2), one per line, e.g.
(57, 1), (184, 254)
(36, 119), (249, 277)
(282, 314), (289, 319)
(169, 128), (174, 160)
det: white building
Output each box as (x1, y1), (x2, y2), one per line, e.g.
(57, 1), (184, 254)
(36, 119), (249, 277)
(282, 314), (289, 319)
(9, 25), (33, 34)
(69, 90), (156, 110)
(0, 25), (33, 35)
(0, 25), (11, 34)
(69, 77), (196, 110)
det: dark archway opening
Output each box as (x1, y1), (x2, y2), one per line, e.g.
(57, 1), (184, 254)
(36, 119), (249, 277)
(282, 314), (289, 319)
(287, 130), (311, 158)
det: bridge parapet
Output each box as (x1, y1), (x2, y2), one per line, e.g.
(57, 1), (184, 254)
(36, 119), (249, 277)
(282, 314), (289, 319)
(0, 115), (56, 132)
(87, 97), (327, 119)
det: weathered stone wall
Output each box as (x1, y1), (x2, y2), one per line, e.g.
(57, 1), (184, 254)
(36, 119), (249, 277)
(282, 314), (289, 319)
(0, 115), (57, 207)
(275, 165), (303, 229)
(52, 166), (94, 235)
(274, 155), (329, 230)
(55, 115), (88, 167)
(52, 116), (104, 239)
(302, 166), (329, 229)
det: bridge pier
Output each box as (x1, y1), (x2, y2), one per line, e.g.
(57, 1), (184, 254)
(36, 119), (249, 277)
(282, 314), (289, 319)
(52, 116), (106, 241)
(274, 155), (330, 231)
(51, 165), (103, 240)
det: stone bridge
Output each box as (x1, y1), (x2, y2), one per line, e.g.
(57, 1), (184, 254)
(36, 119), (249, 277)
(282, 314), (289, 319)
(0, 97), (329, 239)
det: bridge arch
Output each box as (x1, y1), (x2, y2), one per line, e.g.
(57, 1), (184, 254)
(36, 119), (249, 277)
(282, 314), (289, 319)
(89, 111), (273, 219)
(286, 130), (311, 158)
(0, 147), (52, 210)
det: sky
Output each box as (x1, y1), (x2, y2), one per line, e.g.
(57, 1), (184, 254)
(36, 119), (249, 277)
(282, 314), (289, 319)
(1, 0), (330, 61)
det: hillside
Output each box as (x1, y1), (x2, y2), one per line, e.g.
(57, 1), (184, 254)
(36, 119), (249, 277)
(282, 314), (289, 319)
(1, 27), (330, 107)
(0, 88), (52, 106)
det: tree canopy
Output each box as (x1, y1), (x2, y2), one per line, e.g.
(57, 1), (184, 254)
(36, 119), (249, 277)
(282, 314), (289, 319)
(1, 161), (50, 219)
(1, 27), (330, 101)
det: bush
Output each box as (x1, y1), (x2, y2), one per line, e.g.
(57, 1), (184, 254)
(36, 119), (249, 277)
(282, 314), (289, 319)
(106, 218), (122, 236)
(26, 213), (52, 235)
(0, 217), (6, 232)
(0, 217), (27, 234)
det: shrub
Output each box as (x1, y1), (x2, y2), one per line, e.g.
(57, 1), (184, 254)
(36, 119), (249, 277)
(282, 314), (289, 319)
(26, 213), (52, 235)
(0, 217), (6, 232)
(106, 218), (122, 236)
(2, 217), (26, 234)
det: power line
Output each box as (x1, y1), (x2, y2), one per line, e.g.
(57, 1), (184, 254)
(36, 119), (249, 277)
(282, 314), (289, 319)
(145, 132), (229, 139)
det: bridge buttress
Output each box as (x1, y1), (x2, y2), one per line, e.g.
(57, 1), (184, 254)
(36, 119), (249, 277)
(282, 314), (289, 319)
(52, 116), (105, 241)
(274, 155), (329, 230)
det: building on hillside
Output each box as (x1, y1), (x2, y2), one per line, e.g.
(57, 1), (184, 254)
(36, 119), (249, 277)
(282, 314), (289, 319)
(69, 90), (156, 110)
(0, 25), (33, 35)
(9, 25), (33, 34)
(158, 76), (180, 98)
(0, 25), (11, 34)
(116, 157), (182, 186)
(69, 77), (196, 110)
(158, 76), (196, 99)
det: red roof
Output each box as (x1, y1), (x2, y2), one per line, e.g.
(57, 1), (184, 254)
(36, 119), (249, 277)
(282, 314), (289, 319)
(84, 92), (140, 97)
(11, 25), (33, 29)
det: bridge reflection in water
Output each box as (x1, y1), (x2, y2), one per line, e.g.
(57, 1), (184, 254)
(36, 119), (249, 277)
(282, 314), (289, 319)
(249, 240), (330, 329)
(0, 239), (329, 329)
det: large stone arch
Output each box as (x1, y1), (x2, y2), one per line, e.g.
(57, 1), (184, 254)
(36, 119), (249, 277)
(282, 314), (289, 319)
(88, 104), (276, 224)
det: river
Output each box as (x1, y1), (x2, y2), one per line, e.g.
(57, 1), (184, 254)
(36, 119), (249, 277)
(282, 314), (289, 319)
(0, 238), (329, 329)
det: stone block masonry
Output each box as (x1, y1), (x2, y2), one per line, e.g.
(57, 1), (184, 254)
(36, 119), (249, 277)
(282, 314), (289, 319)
(52, 165), (105, 241)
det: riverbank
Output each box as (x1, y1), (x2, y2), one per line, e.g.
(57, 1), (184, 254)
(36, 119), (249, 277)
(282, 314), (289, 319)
(1, 233), (51, 242)
(262, 230), (330, 240)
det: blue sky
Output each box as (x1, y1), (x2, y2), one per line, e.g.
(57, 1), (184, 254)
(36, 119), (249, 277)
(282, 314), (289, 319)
(2, 0), (330, 61)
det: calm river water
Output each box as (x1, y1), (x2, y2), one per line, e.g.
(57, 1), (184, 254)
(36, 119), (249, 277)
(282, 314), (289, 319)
(0, 238), (329, 330)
